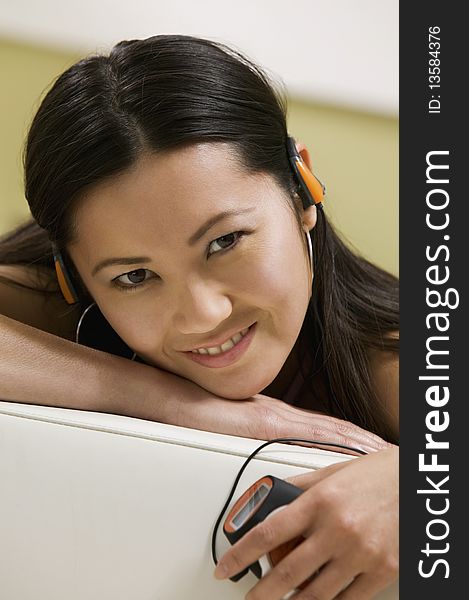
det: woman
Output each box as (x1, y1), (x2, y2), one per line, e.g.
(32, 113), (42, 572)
(0, 35), (398, 599)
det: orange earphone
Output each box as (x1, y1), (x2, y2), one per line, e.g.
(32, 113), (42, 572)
(52, 136), (326, 305)
(286, 136), (326, 211)
(51, 243), (80, 305)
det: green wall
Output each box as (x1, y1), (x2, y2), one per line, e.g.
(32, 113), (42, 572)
(0, 39), (81, 232)
(0, 38), (398, 275)
(288, 101), (398, 275)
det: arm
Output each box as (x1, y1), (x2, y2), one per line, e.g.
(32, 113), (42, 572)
(0, 270), (391, 452)
(0, 311), (202, 424)
(0, 312), (391, 454)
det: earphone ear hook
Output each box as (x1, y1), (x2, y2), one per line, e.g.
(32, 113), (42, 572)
(51, 242), (80, 305)
(286, 136), (325, 211)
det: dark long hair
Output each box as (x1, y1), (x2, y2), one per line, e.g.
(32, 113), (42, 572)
(0, 35), (398, 442)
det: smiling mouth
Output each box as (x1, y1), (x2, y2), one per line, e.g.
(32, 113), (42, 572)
(182, 323), (257, 368)
(189, 326), (251, 355)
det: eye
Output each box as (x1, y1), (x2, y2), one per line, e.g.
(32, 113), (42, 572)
(113, 268), (156, 290)
(208, 231), (244, 257)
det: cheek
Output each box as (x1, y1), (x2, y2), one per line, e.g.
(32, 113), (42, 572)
(89, 228), (310, 356)
(96, 298), (167, 356)
(232, 231), (309, 311)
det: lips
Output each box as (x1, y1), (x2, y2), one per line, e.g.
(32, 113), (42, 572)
(190, 326), (250, 355)
(181, 322), (257, 368)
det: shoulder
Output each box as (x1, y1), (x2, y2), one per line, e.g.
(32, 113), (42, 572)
(368, 333), (399, 440)
(0, 264), (80, 340)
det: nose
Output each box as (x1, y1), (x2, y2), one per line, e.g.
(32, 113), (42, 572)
(172, 275), (233, 335)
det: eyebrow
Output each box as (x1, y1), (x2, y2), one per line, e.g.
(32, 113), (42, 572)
(187, 207), (256, 246)
(91, 207), (256, 277)
(92, 256), (152, 277)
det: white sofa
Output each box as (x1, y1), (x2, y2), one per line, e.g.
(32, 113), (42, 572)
(0, 401), (398, 599)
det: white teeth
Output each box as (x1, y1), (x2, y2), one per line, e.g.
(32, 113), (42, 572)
(220, 338), (236, 352)
(190, 326), (251, 355)
(230, 332), (243, 345)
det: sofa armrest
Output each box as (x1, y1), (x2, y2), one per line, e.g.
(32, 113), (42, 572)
(0, 401), (398, 599)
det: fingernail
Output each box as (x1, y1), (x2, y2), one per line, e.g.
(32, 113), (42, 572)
(214, 562), (229, 579)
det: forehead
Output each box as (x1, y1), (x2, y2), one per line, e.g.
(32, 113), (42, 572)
(71, 143), (281, 252)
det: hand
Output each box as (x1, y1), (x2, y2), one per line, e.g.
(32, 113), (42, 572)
(172, 387), (393, 455)
(248, 395), (393, 455)
(214, 446), (399, 600)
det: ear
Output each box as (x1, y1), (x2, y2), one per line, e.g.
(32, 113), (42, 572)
(294, 141), (317, 232)
(302, 204), (317, 232)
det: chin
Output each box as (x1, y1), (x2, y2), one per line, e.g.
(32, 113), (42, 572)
(205, 372), (277, 401)
(198, 380), (251, 401)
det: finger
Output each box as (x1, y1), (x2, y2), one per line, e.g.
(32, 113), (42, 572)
(244, 536), (328, 600)
(246, 537), (334, 600)
(273, 406), (393, 453)
(291, 561), (358, 600)
(273, 418), (376, 455)
(334, 572), (393, 600)
(285, 459), (351, 489)
(214, 500), (310, 581)
(262, 402), (380, 453)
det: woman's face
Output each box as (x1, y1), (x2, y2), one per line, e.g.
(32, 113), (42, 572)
(69, 143), (316, 399)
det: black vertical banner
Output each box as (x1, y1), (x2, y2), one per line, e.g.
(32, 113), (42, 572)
(400, 2), (466, 598)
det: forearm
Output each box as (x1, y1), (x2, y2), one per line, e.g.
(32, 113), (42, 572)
(0, 315), (393, 451)
(0, 313), (199, 423)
